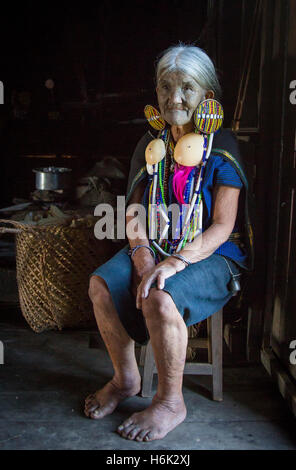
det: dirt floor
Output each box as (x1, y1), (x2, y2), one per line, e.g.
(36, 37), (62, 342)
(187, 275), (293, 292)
(0, 308), (295, 450)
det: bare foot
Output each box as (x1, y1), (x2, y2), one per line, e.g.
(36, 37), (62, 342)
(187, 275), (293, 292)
(117, 394), (187, 442)
(84, 377), (141, 420)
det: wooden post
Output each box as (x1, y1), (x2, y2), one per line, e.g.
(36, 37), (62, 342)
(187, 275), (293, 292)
(211, 308), (223, 401)
(140, 341), (155, 398)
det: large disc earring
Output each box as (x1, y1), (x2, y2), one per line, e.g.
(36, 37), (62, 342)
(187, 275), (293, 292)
(193, 99), (224, 134)
(144, 105), (166, 131)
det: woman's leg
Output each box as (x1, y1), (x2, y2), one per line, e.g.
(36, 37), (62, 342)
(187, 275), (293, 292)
(117, 288), (187, 442)
(84, 275), (141, 419)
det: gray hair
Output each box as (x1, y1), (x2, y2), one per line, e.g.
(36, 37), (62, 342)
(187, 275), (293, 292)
(155, 43), (222, 100)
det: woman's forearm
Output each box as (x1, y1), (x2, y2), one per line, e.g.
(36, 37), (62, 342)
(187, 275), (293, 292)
(180, 221), (233, 263)
(171, 185), (240, 267)
(126, 213), (150, 249)
(126, 180), (150, 250)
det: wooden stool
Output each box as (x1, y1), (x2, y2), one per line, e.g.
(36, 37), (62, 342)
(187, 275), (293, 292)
(139, 308), (223, 401)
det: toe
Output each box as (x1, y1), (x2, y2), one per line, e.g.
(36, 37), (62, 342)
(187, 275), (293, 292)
(86, 398), (98, 410)
(85, 405), (98, 418)
(136, 429), (150, 442)
(84, 395), (97, 411)
(87, 403), (100, 414)
(85, 394), (95, 404)
(144, 432), (153, 442)
(85, 396), (95, 409)
(90, 405), (109, 419)
(127, 426), (141, 441)
(118, 424), (135, 438)
(90, 409), (102, 419)
(117, 417), (134, 433)
(84, 401), (97, 417)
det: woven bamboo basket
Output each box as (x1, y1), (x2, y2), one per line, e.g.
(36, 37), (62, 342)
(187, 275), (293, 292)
(0, 218), (118, 333)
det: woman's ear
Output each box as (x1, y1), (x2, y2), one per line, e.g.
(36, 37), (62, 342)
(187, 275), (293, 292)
(205, 90), (215, 99)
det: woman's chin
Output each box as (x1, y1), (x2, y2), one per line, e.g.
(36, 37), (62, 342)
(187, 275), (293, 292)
(165, 117), (192, 127)
(162, 110), (192, 127)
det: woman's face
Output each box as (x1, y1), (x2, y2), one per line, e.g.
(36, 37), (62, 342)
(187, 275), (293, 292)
(156, 71), (206, 127)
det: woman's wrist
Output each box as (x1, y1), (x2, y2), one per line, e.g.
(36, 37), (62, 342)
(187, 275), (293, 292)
(170, 253), (192, 267)
(129, 245), (156, 261)
(164, 255), (186, 272)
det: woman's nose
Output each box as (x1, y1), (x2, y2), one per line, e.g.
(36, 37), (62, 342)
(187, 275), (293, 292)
(169, 88), (183, 104)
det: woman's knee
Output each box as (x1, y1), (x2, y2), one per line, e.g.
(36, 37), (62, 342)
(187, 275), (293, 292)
(142, 288), (177, 323)
(88, 275), (110, 304)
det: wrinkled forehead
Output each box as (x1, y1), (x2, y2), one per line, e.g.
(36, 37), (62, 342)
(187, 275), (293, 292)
(157, 69), (205, 90)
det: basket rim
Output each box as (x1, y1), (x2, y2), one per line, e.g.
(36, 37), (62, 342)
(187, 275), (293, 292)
(0, 218), (96, 232)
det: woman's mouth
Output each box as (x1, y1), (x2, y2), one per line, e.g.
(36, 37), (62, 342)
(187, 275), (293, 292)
(167, 108), (186, 112)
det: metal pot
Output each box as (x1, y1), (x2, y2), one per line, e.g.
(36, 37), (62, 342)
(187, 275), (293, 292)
(33, 167), (72, 190)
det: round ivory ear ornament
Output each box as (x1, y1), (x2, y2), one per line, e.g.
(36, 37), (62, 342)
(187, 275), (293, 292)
(174, 133), (205, 167)
(145, 139), (166, 165)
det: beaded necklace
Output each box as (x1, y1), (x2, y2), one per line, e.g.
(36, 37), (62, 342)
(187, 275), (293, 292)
(143, 100), (223, 261)
(147, 128), (210, 260)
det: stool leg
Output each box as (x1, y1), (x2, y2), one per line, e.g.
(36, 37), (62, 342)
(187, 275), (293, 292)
(206, 317), (212, 363)
(139, 345), (147, 367)
(210, 308), (223, 401)
(141, 341), (155, 397)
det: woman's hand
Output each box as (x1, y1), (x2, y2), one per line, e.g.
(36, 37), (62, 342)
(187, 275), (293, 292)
(136, 257), (184, 310)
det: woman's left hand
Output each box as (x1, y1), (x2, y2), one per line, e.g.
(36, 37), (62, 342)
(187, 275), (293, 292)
(136, 258), (183, 309)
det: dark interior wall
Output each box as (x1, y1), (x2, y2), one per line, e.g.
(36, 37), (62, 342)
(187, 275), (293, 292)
(0, 1), (208, 202)
(1, 2), (207, 95)
(0, 0), (259, 204)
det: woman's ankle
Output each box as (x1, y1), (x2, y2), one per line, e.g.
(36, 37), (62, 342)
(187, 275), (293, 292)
(112, 371), (141, 391)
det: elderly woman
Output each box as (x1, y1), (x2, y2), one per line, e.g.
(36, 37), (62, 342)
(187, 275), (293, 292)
(85, 44), (253, 442)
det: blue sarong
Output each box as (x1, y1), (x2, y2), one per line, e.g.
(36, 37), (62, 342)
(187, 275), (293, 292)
(90, 245), (240, 344)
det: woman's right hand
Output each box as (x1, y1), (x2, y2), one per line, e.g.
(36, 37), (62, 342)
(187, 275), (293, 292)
(131, 248), (155, 299)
